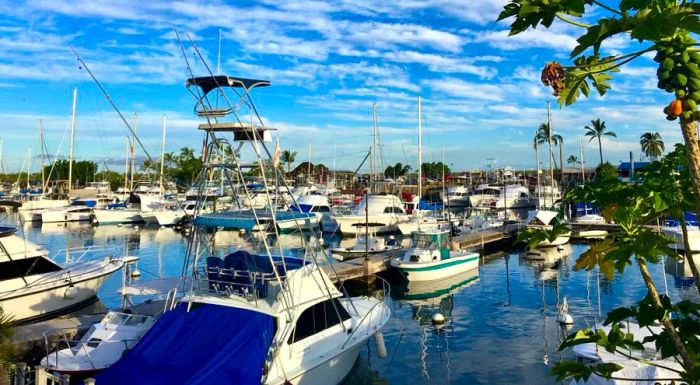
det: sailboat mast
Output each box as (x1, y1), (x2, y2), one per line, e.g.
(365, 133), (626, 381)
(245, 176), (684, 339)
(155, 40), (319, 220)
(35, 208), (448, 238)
(130, 113), (138, 191)
(27, 146), (32, 190)
(418, 96), (422, 201)
(68, 88), (77, 193)
(0, 137), (4, 175)
(160, 113), (167, 194)
(546, 101), (554, 209)
(124, 136), (129, 191)
(333, 141), (337, 185)
(39, 119), (45, 192)
(579, 138), (585, 181)
(307, 140), (311, 184)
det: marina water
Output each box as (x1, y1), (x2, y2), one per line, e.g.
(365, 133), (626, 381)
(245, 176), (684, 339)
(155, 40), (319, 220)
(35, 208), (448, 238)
(2, 213), (696, 385)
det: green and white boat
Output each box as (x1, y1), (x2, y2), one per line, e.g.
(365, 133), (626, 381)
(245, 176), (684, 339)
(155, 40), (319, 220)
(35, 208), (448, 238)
(390, 228), (479, 282)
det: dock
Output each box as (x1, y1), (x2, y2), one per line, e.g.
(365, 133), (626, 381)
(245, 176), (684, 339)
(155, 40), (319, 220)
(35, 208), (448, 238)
(451, 223), (520, 250)
(323, 225), (521, 282)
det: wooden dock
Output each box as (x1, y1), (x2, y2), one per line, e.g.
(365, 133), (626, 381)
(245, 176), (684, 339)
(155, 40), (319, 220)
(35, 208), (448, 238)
(322, 249), (404, 282)
(450, 223), (520, 250)
(323, 225), (521, 282)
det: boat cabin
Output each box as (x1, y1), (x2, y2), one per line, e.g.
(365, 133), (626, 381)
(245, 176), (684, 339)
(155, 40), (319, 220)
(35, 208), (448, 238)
(406, 230), (451, 262)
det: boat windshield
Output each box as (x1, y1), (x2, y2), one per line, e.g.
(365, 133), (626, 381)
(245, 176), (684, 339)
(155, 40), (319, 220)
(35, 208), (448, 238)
(104, 312), (152, 327)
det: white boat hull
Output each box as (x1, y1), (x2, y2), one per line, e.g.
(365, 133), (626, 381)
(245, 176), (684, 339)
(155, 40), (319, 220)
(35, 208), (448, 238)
(154, 211), (185, 226)
(268, 342), (362, 385)
(335, 214), (407, 236)
(663, 226), (700, 252)
(93, 209), (144, 225)
(391, 253), (479, 282)
(277, 214), (321, 233)
(41, 208), (92, 223)
(0, 261), (121, 323)
(535, 233), (571, 248)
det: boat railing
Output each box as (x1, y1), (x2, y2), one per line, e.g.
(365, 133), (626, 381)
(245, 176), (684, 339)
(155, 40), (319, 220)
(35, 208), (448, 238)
(199, 266), (284, 306)
(341, 275), (392, 349)
(51, 245), (121, 264)
(12, 362), (71, 385)
(42, 326), (142, 371)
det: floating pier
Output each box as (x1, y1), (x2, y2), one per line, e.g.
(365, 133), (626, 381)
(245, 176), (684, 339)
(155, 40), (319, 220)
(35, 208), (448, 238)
(323, 225), (521, 282)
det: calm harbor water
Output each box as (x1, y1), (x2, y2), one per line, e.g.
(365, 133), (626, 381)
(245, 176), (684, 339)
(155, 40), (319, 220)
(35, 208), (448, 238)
(2, 212), (697, 385)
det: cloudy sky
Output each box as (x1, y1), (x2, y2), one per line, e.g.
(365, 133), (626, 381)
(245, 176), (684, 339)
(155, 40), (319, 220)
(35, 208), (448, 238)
(0, 0), (681, 173)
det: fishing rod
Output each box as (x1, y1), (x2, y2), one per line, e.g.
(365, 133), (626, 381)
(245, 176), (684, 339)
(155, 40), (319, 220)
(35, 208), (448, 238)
(69, 46), (154, 166)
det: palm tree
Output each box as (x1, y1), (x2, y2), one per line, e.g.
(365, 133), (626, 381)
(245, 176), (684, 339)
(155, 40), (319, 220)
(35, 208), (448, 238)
(280, 150), (297, 173)
(584, 118), (616, 165)
(640, 132), (665, 160)
(567, 155), (579, 165)
(534, 123), (563, 180)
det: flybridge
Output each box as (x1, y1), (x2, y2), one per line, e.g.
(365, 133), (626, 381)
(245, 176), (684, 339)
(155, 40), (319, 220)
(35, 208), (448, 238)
(185, 75), (271, 94)
(185, 75), (272, 118)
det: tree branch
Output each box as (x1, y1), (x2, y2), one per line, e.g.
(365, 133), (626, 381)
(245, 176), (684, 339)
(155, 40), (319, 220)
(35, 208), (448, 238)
(592, 0), (623, 15)
(555, 13), (592, 28)
(637, 261), (694, 370)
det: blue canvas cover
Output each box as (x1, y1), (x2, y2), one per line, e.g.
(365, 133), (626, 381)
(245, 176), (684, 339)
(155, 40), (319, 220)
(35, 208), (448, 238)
(92, 303), (275, 385)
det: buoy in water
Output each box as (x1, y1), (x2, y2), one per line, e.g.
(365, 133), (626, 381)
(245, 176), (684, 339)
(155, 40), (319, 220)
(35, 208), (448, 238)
(557, 312), (574, 325)
(432, 312), (446, 325)
(134, 225), (140, 230)
(117, 223), (122, 227)
(131, 268), (141, 278)
(374, 331), (387, 358)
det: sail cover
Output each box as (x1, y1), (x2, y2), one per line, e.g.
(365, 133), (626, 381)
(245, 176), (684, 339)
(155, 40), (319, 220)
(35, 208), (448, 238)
(92, 303), (274, 385)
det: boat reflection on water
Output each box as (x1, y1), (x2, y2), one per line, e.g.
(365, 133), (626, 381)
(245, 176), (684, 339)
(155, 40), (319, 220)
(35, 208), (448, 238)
(393, 269), (480, 383)
(664, 252), (699, 289)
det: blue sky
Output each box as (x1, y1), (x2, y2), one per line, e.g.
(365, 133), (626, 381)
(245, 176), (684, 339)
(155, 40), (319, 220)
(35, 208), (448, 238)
(0, 0), (682, 173)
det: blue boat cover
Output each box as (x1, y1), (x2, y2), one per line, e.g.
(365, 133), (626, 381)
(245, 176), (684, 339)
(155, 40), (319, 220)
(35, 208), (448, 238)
(92, 303), (275, 385)
(193, 211), (315, 230)
(666, 211), (700, 227)
(419, 199), (444, 210)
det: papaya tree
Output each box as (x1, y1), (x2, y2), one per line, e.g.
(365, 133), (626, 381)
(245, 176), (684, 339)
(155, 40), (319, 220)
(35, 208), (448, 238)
(499, 1), (700, 382)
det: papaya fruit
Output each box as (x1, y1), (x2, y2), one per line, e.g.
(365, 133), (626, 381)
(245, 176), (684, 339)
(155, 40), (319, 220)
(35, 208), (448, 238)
(690, 52), (700, 63)
(675, 73), (689, 87)
(684, 62), (700, 76)
(690, 91), (700, 101)
(676, 89), (687, 98)
(682, 52), (690, 63)
(663, 58), (675, 70)
(682, 110), (693, 120)
(688, 77), (700, 91)
(660, 70), (672, 81)
(685, 98), (697, 111)
(669, 99), (683, 116)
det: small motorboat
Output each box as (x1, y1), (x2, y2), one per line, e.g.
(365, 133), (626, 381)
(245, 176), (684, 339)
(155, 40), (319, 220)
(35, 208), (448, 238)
(391, 227), (479, 282)
(331, 231), (401, 261)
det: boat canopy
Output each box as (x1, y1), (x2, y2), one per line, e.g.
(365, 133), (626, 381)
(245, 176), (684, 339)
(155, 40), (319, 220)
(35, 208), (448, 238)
(527, 210), (559, 226)
(193, 210), (315, 230)
(186, 75), (271, 95)
(92, 303), (275, 385)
